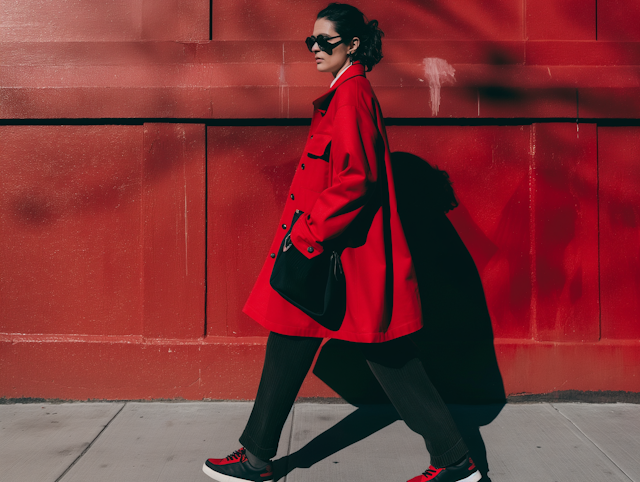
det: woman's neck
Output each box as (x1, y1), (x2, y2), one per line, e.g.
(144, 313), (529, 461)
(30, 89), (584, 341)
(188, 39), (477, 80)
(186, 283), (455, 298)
(330, 61), (353, 87)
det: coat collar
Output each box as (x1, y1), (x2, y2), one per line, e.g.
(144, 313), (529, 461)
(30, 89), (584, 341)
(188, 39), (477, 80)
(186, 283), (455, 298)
(312, 62), (366, 111)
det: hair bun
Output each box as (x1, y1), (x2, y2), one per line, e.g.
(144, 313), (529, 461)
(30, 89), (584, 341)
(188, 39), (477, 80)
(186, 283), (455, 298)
(362, 19), (384, 69)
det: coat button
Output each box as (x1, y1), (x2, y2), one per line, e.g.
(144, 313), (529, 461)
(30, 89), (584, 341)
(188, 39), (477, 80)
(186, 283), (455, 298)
(301, 163), (305, 170)
(310, 135), (314, 139)
(282, 224), (287, 229)
(290, 194), (294, 200)
(270, 253), (275, 258)
(307, 247), (314, 253)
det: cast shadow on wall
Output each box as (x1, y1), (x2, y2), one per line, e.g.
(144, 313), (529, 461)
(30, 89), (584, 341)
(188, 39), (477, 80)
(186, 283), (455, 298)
(273, 152), (505, 481)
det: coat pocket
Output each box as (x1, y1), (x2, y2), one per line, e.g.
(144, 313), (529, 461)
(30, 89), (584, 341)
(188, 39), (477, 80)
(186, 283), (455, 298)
(301, 134), (332, 193)
(306, 134), (331, 162)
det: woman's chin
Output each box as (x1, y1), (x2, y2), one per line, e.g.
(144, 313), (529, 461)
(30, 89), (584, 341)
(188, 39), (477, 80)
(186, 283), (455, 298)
(315, 60), (342, 78)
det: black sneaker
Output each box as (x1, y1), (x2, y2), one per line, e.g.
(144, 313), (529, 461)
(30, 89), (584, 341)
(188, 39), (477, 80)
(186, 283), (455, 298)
(408, 457), (481, 482)
(202, 448), (273, 482)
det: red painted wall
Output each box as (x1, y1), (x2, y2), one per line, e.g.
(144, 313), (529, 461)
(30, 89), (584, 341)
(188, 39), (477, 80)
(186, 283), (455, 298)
(1, 0), (640, 400)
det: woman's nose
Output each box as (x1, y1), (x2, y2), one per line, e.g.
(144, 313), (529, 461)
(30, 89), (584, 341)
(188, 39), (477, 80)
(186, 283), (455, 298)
(311, 42), (320, 53)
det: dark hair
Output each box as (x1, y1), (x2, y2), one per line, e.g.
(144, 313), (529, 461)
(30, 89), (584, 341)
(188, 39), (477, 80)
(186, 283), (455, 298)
(317, 3), (384, 71)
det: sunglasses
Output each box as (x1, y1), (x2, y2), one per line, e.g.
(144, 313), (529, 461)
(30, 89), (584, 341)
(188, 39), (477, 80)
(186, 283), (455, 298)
(305, 34), (343, 54)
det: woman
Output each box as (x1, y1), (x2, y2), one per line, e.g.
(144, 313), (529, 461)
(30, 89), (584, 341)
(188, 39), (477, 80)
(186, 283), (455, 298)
(203, 4), (481, 482)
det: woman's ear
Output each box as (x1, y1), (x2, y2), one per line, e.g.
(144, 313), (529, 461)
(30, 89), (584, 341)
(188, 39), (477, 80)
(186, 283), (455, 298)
(348, 37), (360, 55)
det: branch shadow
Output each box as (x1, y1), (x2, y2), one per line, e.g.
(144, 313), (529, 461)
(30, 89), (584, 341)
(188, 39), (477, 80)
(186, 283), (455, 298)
(277, 151), (506, 480)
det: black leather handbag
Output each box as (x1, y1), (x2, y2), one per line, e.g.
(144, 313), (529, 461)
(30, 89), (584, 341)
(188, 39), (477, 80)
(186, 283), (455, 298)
(269, 210), (346, 331)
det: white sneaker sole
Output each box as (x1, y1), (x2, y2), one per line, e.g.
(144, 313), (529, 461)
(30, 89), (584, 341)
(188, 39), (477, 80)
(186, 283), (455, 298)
(461, 470), (482, 482)
(202, 462), (272, 482)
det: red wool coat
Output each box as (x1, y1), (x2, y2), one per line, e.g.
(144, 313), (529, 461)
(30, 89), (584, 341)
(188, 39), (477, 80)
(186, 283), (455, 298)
(243, 63), (422, 342)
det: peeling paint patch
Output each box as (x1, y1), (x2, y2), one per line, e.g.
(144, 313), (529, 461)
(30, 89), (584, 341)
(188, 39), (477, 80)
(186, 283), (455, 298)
(422, 57), (456, 116)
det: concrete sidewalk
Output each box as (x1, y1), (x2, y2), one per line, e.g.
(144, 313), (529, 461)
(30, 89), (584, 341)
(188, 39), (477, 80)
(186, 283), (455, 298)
(1, 401), (638, 482)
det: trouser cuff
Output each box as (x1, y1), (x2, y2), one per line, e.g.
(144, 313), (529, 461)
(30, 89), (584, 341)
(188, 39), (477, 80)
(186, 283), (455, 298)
(429, 438), (468, 468)
(238, 433), (277, 461)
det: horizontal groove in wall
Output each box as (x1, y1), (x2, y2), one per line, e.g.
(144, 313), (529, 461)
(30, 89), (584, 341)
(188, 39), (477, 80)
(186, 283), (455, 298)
(1, 118), (639, 127)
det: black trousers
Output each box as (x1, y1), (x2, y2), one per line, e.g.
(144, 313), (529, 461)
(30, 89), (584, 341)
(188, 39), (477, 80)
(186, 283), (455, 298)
(239, 332), (468, 468)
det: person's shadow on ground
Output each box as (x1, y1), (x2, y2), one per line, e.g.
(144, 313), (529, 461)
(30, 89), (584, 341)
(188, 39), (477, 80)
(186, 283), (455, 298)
(272, 152), (506, 481)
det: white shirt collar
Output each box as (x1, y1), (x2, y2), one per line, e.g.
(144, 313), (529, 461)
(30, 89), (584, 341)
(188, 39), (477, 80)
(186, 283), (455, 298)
(330, 62), (353, 88)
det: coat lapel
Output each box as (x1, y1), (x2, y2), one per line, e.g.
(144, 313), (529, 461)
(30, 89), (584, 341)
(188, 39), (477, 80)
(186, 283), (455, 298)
(312, 62), (366, 112)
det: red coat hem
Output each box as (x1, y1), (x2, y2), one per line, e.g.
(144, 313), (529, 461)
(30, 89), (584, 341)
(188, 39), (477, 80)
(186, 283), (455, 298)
(242, 304), (423, 343)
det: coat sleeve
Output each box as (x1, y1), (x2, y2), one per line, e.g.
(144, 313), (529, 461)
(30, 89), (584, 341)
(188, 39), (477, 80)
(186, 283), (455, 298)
(290, 101), (380, 259)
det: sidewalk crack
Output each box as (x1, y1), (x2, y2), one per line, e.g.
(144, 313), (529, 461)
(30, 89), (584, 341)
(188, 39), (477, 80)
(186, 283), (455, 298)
(550, 404), (634, 482)
(55, 402), (127, 482)
(283, 404), (296, 482)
